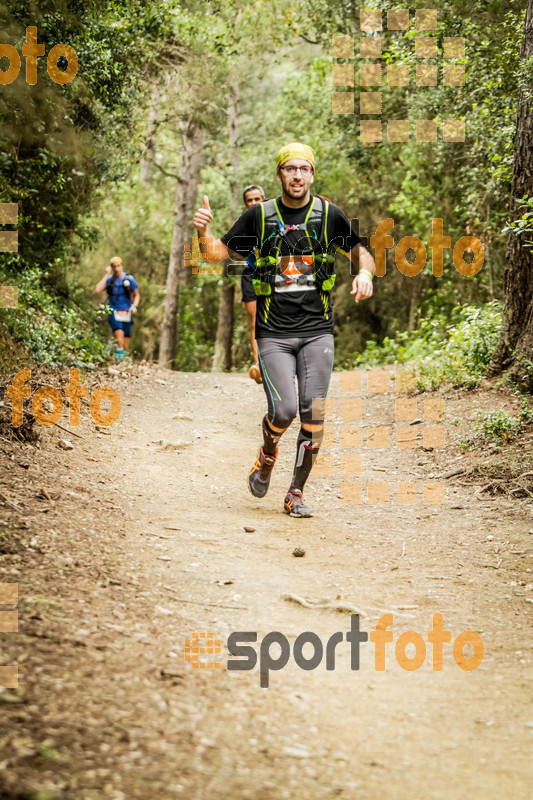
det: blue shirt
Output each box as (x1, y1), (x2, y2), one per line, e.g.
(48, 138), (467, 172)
(106, 273), (138, 311)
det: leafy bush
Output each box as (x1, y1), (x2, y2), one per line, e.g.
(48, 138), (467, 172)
(0, 266), (107, 368)
(351, 300), (502, 390)
(351, 315), (448, 368)
(468, 399), (533, 445)
(472, 409), (521, 441)
(416, 300), (502, 390)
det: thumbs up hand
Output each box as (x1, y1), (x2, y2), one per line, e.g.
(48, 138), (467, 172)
(193, 194), (214, 233)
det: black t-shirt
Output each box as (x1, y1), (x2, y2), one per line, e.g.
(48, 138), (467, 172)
(220, 196), (361, 339)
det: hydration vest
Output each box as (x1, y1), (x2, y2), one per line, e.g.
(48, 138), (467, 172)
(252, 196), (336, 296)
(106, 274), (133, 301)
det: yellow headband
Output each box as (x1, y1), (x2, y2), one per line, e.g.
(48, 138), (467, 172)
(276, 142), (315, 172)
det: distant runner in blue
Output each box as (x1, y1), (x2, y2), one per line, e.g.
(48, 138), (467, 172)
(95, 256), (140, 361)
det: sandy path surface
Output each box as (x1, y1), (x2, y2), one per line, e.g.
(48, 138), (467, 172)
(1, 363), (532, 799)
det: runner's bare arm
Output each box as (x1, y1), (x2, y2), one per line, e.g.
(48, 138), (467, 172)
(131, 288), (140, 313)
(193, 195), (230, 263)
(349, 244), (375, 304)
(95, 265), (112, 293)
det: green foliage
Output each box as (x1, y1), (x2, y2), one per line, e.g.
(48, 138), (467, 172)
(0, 0), (527, 373)
(346, 314), (448, 368)
(348, 300), (502, 389)
(503, 195), (533, 252)
(469, 398), (533, 444)
(472, 409), (521, 441)
(0, 266), (107, 367)
(0, 0), (209, 366)
(417, 300), (502, 390)
(175, 280), (220, 371)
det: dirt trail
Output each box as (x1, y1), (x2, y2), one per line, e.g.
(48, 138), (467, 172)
(1, 363), (532, 799)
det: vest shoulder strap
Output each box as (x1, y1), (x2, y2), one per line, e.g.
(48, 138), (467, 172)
(259, 199), (280, 241)
(259, 195), (330, 250)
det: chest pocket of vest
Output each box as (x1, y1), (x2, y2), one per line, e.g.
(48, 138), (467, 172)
(252, 197), (336, 296)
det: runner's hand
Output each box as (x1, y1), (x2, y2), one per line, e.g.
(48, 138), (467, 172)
(131, 305), (138, 314)
(105, 265), (112, 275)
(350, 273), (373, 303)
(193, 195), (213, 233)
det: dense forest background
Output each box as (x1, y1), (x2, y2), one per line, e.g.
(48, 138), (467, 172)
(0, 0), (531, 390)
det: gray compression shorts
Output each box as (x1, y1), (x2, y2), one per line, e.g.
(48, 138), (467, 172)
(257, 334), (334, 428)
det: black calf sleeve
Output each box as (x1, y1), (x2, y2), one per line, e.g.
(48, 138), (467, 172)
(262, 415), (283, 456)
(290, 426), (324, 491)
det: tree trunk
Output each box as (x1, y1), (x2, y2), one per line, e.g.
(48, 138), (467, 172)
(213, 272), (235, 371)
(159, 120), (204, 368)
(140, 82), (163, 188)
(487, 0), (533, 387)
(212, 81), (240, 371)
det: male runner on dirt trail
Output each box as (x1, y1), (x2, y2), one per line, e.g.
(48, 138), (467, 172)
(241, 184), (266, 384)
(95, 256), (140, 361)
(193, 142), (375, 518)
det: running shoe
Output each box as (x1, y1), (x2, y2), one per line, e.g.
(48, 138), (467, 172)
(249, 363), (263, 384)
(248, 446), (277, 498)
(284, 488), (314, 518)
